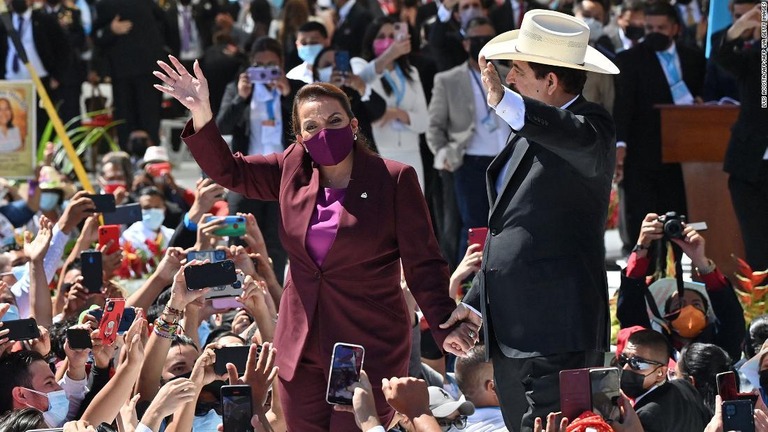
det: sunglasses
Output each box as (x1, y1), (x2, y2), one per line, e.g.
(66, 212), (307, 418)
(618, 353), (665, 371)
(437, 415), (467, 430)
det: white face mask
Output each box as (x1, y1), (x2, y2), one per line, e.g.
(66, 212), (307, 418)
(583, 17), (604, 42)
(141, 208), (165, 231)
(317, 66), (333, 83)
(25, 388), (70, 427)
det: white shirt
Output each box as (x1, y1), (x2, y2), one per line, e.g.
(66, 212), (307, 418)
(0, 126), (22, 153)
(286, 62), (314, 84)
(177, 4), (202, 61)
(5, 10), (49, 80)
(248, 84), (284, 155)
(618, 26), (633, 52)
(466, 67), (510, 157)
(338, 0), (357, 24)
(462, 407), (509, 432)
(120, 221), (174, 256)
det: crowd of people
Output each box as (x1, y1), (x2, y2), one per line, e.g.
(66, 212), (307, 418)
(1, 0), (767, 430)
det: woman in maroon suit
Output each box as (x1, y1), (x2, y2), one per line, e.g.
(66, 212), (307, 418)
(154, 56), (471, 431)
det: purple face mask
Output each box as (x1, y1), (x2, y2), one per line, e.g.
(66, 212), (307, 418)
(303, 125), (355, 166)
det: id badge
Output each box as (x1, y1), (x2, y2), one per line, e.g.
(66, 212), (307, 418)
(482, 114), (498, 133)
(670, 81), (694, 105)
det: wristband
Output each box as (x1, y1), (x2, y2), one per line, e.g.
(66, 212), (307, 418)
(183, 212), (198, 232)
(696, 259), (716, 275)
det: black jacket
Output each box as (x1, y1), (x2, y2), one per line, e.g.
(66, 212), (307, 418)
(0, 10), (71, 81)
(635, 379), (711, 432)
(163, 0), (219, 57)
(465, 95), (616, 357)
(332, 2), (373, 58)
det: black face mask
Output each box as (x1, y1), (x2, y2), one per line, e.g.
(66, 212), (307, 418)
(11, 0), (28, 13)
(625, 25), (645, 41)
(644, 32), (672, 51)
(620, 369), (652, 399)
(46, 0), (62, 5)
(179, 0), (192, 6)
(760, 370), (768, 392)
(468, 36), (492, 62)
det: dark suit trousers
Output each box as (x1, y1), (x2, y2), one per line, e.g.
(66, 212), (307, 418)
(432, 170), (461, 269)
(112, 73), (162, 151)
(491, 342), (604, 432)
(729, 161), (768, 270)
(453, 155), (494, 263)
(622, 163), (688, 248)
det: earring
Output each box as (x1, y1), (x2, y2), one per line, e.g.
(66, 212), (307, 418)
(353, 133), (358, 140)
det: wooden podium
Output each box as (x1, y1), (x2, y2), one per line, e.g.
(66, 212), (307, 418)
(658, 104), (742, 279)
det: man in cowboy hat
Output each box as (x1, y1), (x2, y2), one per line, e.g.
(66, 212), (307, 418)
(440, 9), (619, 431)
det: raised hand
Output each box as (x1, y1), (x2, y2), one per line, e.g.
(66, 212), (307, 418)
(24, 216), (53, 262)
(479, 56), (505, 107)
(226, 342), (278, 408)
(154, 56), (213, 129)
(333, 370), (380, 430)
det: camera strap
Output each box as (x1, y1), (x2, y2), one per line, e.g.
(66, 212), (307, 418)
(644, 239), (685, 323)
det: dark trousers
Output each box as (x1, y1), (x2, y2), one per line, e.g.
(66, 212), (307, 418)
(432, 170), (462, 269)
(491, 342), (604, 432)
(453, 155), (494, 263)
(729, 162), (768, 270)
(112, 73), (162, 151)
(227, 193), (287, 285)
(622, 163), (688, 251)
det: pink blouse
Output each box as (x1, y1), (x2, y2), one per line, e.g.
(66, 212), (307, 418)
(305, 187), (346, 267)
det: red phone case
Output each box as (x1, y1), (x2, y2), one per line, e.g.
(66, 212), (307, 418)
(99, 298), (125, 346)
(560, 368), (592, 421)
(98, 225), (121, 254)
(468, 227), (489, 251)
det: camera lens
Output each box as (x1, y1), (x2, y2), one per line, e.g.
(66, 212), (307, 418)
(725, 404), (736, 416)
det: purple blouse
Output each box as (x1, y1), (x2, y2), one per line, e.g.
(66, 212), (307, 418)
(305, 187), (346, 267)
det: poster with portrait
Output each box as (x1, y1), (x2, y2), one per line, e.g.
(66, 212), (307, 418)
(0, 81), (36, 178)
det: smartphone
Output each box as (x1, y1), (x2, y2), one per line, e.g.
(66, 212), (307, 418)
(221, 385), (254, 432)
(90, 306), (135, 335)
(85, 193), (116, 213)
(722, 399), (755, 432)
(187, 249), (227, 263)
(98, 225), (121, 254)
(3, 318), (41, 341)
(468, 227), (488, 251)
(326, 343), (365, 405)
(145, 162), (172, 178)
(589, 367), (622, 422)
(80, 250), (103, 294)
(99, 298), (125, 346)
(185, 260), (237, 290)
(66, 328), (93, 349)
(207, 272), (245, 300)
(204, 216), (247, 237)
(246, 66), (281, 84)
(102, 203), (142, 225)
(394, 21), (408, 41)
(214, 345), (253, 376)
(559, 368), (591, 421)
(334, 50), (351, 73)
(716, 371), (759, 403)
(688, 221), (708, 232)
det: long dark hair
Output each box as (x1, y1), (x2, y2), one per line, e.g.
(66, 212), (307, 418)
(677, 343), (733, 414)
(361, 16), (413, 96)
(0, 98), (14, 128)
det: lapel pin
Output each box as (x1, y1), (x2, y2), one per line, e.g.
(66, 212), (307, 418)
(360, 192), (368, 199)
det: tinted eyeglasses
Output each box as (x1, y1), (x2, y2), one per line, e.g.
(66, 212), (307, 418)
(437, 415), (467, 430)
(618, 354), (665, 371)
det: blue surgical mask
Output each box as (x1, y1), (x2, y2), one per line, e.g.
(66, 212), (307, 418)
(298, 44), (324, 64)
(39, 192), (60, 212)
(317, 66), (333, 83)
(583, 17), (604, 42)
(26, 388), (70, 427)
(12, 264), (27, 282)
(193, 408), (223, 432)
(141, 208), (165, 231)
(270, 0), (284, 8)
(1, 304), (20, 322)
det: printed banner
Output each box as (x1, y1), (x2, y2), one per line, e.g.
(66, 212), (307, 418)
(0, 81), (36, 178)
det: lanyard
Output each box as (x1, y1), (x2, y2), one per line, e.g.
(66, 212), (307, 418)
(266, 98), (276, 121)
(383, 64), (407, 107)
(468, 64), (492, 116)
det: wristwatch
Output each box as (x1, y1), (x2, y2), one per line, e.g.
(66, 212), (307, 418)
(632, 244), (649, 253)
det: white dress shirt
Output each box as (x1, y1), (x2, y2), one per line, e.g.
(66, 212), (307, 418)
(5, 10), (49, 80)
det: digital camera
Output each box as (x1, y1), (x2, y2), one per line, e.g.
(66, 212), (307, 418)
(657, 211), (686, 240)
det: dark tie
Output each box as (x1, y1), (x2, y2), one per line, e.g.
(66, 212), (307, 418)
(11, 15), (24, 74)
(181, 9), (192, 52)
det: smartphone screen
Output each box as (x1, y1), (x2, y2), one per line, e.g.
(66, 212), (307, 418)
(102, 203), (142, 225)
(66, 328), (93, 349)
(589, 367), (621, 422)
(559, 368), (591, 421)
(221, 385), (254, 432)
(80, 250), (103, 294)
(722, 399), (755, 432)
(334, 51), (351, 73)
(326, 343), (365, 405)
(214, 345), (257, 376)
(185, 260), (237, 290)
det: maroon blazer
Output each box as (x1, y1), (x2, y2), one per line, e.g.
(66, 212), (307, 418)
(183, 120), (457, 382)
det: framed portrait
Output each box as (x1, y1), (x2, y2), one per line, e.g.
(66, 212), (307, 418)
(0, 81), (36, 178)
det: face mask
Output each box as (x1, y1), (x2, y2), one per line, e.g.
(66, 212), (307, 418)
(644, 32), (672, 51)
(25, 389), (70, 427)
(583, 17), (604, 42)
(141, 208), (165, 231)
(39, 192), (60, 212)
(669, 305), (707, 338)
(101, 181), (126, 195)
(373, 37), (395, 57)
(303, 125), (354, 166)
(270, 0), (284, 8)
(11, 0), (28, 13)
(12, 264), (27, 282)
(620, 369), (654, 399)
(625, 25), (645, 41)
(317, 66), (333, 83)
(297, 44), (324, 64)
(468, 36), (492, 62)
(460, 6), (483, 30)
(1, 304), (19, 321)
(193, 409), (223, 432)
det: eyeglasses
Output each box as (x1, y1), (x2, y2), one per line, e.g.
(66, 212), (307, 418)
(437, 415), (467, 430)
(618, 353), (665, 371)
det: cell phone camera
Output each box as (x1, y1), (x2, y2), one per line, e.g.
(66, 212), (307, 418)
(725, 404), (737, 416)
(107, 303), (114, 312)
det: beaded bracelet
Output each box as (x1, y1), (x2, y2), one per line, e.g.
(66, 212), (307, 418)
(164, 305), (183, 317)
(154, 317), (178, 339)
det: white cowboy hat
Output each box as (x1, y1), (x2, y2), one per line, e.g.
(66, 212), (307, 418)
(479, 9), (619, 75)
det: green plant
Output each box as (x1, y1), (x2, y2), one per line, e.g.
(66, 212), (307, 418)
(36, 109), (123, 175)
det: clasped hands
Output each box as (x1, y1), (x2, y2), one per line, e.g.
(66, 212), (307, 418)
(440, 303), (482, 357)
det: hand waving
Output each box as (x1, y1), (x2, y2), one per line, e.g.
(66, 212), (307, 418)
(154, 56), (210, 114)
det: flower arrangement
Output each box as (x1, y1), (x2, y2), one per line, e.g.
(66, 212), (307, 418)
(605, 185), (620, 230)
(731, 254), (768, 323)
(116, 239), (165, 280)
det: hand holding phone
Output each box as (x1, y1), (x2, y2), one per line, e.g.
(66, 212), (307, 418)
(334, 51), (351, 73)
(468, 227), (488, 251)
(3, 318), (41, 341)
(214, 345), (255, 376)
(722, 399), (755, 432)
(394, 22), (409, 41)
(185, 260), (237, 290)
(204, 215), (246, 237)
(589, 367), (622, 422)
(66, 327), (93, 349)
(221, 385), (254, 432)
(99, 298), (126, 346)
(84, 193), (116, 213)
(98, 225), (121, 254)
(326, 343), (365, 405)
(80, 250), (103, 294)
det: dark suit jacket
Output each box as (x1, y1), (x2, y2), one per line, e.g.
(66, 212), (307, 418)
(164, 0), (219, 57)
(635, 379), (711, 432)
(614, 41), (706, 170)
(332, 2), (373, 58)
(0, 10), (71, 81)
(464, 95), (616, 357)
(41, 5), (86, 85)
(702, 29), (739, 102)
(92, 0), (169, 78)
(715, 34), (768, 182)
(183, 119), (457, 383)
